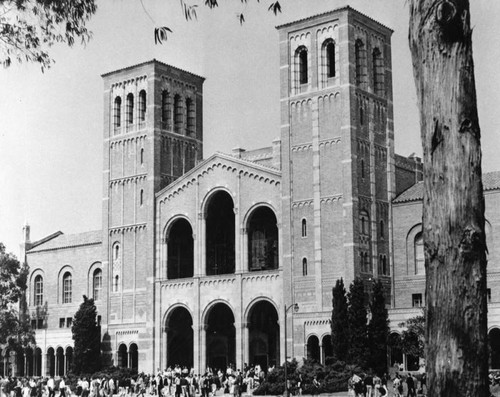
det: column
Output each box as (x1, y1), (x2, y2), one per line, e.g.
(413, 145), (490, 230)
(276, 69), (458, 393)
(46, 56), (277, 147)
(199, 212), (206, 276)
(234, 207), (241, 273)
(242, 322), (249, 368)
(162, 326), (168, 370)
(63, 353), (67, 376)
(200, 324), (207, 371)
(241, 228), (248, 272)
(319, 343), (323, 365)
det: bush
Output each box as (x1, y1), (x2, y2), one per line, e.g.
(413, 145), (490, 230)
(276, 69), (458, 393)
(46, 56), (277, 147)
(252, 359), (356, 395)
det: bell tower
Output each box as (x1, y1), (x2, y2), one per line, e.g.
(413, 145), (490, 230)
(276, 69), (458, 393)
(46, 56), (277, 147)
(101, 60), (204, 372)
(277, 7), (394, 357)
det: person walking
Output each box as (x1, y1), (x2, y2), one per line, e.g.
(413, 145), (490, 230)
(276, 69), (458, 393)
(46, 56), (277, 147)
(406, 373), (416, 397)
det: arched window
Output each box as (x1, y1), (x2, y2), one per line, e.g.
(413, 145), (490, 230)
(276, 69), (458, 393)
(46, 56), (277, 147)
(140, 189), (144, 206)
(113, 243), (120, 261)
(186, 98), (195, 137)
(360, 106), (364, 125)
(380, 220), (385, 238)
(113, 96), (122, 129)
(325, 40), (336, 78)
(302, 258), (308, 276)
(364, 252), (371, 273)
(355, 39), (366, 86)
(62, 272), (72, 304)
(161, 90), (172, 130)
(126, 93), (134, 124)
(301, 219), (307, 237)
(415, 232), (425, 274)
(138, 90), (146, 122)
(372, 48), (384, 96)
(174, 94), (183, 134)
(140, 148), (144, 165)
(360, 211), (370, 236)
(114, 275), (119, 292)
(93, 269), (102, 301)
(297, 46), (308, 85)
(247, 207), (279, 271)
(34, 275), (43, 306)
(361, 158), (365, 179)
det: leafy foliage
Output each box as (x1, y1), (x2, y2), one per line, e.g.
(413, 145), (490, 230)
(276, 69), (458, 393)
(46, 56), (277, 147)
(72, 295), (101, 374)
(0, 243), (34, 349)
(253, 359), (356, 395)
(0, 0), (97, 70)
(368, 280), (389, 376)
(347, 278), (368, 368)
(331, 278), (349, 362)
(399, 311), (425, 358)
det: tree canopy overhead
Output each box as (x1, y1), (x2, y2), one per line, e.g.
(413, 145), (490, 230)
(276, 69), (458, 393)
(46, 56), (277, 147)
(0, 0), (97, 70)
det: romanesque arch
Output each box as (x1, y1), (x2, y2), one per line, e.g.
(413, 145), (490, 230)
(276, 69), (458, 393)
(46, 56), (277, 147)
(306, 335), (320, 362)
(247, 300), (279, 368)
(205, 302), (235, 369)
(388, 332), (403, 368)
(166, 306), (193, 368)
(490, 328), (500, 369)
(322, 334), (333, 364)
(167, 218), (194, 279)
(246, 206), (278, 271)
(205, 191), (235, 275)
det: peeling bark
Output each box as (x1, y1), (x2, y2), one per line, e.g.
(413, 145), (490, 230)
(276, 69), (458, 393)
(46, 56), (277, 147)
(408, 1), (488, 396)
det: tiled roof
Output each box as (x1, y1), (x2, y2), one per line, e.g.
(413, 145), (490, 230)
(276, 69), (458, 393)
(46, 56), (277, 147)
(28, 230), (102, 253)
(394, 171), (500, 204)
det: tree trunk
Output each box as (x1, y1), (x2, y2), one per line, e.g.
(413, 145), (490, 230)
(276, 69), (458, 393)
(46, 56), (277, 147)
(408, 1), (488, 396)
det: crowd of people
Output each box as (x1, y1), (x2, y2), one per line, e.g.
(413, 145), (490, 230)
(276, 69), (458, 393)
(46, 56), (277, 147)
(0, 364), (267, 397)
(347, 372), (426, 397)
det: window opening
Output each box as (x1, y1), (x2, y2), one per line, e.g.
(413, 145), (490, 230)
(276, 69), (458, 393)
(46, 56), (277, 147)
(113, 96), (122, 129)
(302, 258), (308, 276)
(62, 272), (72, 304)
(412, 293), (423, 308)
(34, 275), (43, 306)
(161, 90), (172, 130)
(138, 90), (146, 121)
(297, 47), (308, 85)
(174, 94), (183, 134)
(301, 219), (307, 237)
(415, 233), (425, 274)
(326, 41), (335, 78)
(93, 269), (102, 301)
(126, 93), (134, 124)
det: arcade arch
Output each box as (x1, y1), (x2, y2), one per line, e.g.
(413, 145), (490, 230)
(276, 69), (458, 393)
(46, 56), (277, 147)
(166, 306), (193, 368)
(247, 300), (279, 368)
(205, 191), (235, 275)
(205, 302), (235, 369)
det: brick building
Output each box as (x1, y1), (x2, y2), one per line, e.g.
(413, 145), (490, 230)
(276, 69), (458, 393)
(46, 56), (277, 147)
(3, 6), (498, 376)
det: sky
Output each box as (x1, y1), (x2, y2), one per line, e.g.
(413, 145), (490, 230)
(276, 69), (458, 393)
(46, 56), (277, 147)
(1, 0), (499, 257)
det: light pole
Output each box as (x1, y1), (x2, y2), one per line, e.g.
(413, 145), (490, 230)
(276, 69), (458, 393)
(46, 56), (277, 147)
(283, 302), (299, 397)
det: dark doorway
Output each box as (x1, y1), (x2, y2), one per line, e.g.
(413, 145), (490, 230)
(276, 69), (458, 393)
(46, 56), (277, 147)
(167, 219), (194, 279)
(206, 303), (235, 370)
(167, 307), (194, 368)
(248, 301), (279, 367)
(206, 191), (235, 275)
(490, 328), (500, 369)
(247, 207), (278, 271)
(307, 335), (320, 362)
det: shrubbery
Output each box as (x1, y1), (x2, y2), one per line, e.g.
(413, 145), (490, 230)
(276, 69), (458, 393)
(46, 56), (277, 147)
(253, 359), (358, 395)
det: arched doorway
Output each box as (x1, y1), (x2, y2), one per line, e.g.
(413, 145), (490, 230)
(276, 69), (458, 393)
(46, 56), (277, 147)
(206, 191), (235, 275)
(247, 207), (278, 271)
(307, 335), (320, 362)
(118, 344), (128, 368)
(25, 348), (34, 376)
(206, 303), (235, 369)
(248, 301), (279, 368)
(167, 307), (193, 368)
(322, 335), (333, 364)
(388, 333), (403, 368)
(490, 328), (500, 369)
(34, 348), (42, 376)
(56, 347), (64, 376)
(167, 219), (194, 279)
(129, 344), (138, 371)
(46, 347), (55, 377)
(15, 349), (25, 376)
(65, 347), (73, 374)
